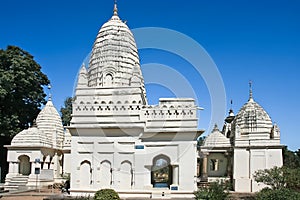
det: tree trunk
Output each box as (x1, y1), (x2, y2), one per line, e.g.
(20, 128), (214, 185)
(0, 136), (11, 183)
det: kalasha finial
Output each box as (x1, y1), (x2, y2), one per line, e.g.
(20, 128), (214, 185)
(229, 99), (234, 116)
(113, 0), (118, 16)
(213, 123), (219, 132)
(249, 80), (253, 101)
(48, 84), (52, 100)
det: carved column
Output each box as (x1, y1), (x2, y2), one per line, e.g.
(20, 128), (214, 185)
(201, 152), (208, 181)
(225, 151), (232, 179)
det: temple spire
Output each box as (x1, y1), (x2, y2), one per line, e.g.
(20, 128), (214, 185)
(113, 0), (118, 16)
(249, 80), (253, 101)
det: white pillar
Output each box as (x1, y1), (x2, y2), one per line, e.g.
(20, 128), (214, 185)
(14, 162), (19, 174)
(49, 156), (54, 170)
(172, 165), (179, 185)
(144, 165), (152, 188)
(8, 162), (15, 174)
(30, 162), (35, 175)
(53, 153), (60, 179)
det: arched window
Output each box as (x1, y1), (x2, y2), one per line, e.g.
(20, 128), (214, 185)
(209, 159), (219, 171)
(151, 155), (172, 188)
(105, 74), (113, 86)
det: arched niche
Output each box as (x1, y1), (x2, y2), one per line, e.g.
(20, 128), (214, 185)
(104, 73), (113, 86)
(79, 160), (91, 187)
(120, 161), (132, 189)
(99, 160), (112, 188)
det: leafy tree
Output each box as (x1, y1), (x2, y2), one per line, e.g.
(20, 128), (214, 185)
(60, 97), (73, 126)
(197, 136), (206, 148)
(194, 181), (229, 200)
(283, 146), (300, 168)
(283, 167), (300, 191)
(253, 166), (285, 190)
(254, 166), (300, 199)
(0, 45), (50, 138)
(0, 45), (49, 182)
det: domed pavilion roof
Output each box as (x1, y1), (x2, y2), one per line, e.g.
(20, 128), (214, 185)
(88, 3), (144, 89)
(11, 126), (51, 147)
(203, 124), (231, 148)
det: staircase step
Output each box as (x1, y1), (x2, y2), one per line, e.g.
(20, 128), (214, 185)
(4, 185), (19, 191)
(4, 175), (29, 191)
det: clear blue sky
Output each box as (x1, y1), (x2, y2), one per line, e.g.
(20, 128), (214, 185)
(1, 0), (299, 150)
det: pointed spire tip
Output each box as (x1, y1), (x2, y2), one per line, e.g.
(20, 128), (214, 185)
(213, 124), (219, 132)
(47, 84), (52, 101)
(249, 80), (253, 101)
(113, 0), (118, 16)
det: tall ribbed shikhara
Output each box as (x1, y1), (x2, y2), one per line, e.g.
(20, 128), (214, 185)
(87, 2), (146, 99)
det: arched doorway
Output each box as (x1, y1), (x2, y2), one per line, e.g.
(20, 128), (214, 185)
(151, 155), (172, 188)
(18, 155), (31, 175)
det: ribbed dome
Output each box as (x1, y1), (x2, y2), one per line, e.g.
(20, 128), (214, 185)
(11, 127), (51, 147)
(234, 97), (272, 135)
(88, 4), (144, 88)
(36, 98), (64, 149)
(203, 125), (230, 147)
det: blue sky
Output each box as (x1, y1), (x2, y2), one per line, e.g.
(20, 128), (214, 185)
(1, 0), (299, 150)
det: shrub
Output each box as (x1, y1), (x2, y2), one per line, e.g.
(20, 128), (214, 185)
(256, 188), (300, 200)
(254, 166), (300, 191)
(94, 189), (120, 200)
(75, 196), (92, 200)
(195, 181), (229, 200)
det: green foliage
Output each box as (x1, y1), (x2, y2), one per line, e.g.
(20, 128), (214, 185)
(283, 167), (300, 191)
(197, 136), (206, 148)
(0, 45), (50, 138)
(283, 146), (300, 169)
(256, 188), (300, 200)
(254, 166), (300, 191)
(94, 189), (120, 200)
(195, 181), (229, 200)
(60, 96), (73, 126)
(253, 166), (285, 190)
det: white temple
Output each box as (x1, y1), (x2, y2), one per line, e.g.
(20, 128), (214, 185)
(67, 3), (202, 198)
(4, 97), (67, 190)
(199, 84), (283, 192)
(4, 2), (283, 198)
